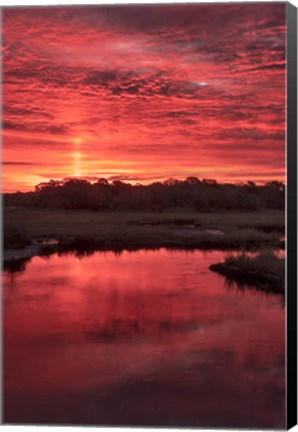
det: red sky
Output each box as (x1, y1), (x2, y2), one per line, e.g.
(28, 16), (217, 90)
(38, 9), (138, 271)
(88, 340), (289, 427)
(2, 3), (286, 192)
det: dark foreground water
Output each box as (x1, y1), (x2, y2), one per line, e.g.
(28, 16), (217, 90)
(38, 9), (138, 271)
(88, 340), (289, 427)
(3, 249), (285, 428)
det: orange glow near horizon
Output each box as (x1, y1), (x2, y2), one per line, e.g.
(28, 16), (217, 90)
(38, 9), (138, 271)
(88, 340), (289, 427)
(2, 4), (286, 193)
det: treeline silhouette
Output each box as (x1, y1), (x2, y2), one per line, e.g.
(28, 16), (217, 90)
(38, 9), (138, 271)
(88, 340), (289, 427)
(4, 177), (285, 212)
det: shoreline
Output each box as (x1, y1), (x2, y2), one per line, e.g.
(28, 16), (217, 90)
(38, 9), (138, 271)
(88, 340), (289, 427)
(3, 239), (285, 296)
(209, 254), (285, 294)
(4, 245), (42, 263)
(3, 210), (285, 289)
(3, 234), (284, 265)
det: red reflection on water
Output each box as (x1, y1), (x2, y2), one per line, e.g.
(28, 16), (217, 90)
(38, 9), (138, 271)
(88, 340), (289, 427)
(3, 249), (285, 428)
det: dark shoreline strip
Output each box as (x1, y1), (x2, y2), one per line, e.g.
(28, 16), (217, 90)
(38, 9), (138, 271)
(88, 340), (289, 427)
(209, 262), (284, 294)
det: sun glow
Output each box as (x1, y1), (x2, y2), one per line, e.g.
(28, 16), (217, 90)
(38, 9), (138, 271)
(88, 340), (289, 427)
(72, 137), (83, 146)
(72, 151), (82, 177)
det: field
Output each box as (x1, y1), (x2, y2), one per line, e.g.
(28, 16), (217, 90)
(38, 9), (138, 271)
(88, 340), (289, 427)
(4, 207), (284, 252)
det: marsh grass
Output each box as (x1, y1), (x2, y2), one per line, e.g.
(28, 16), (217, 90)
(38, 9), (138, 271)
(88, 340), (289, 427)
(4, 223), (31, 249)
(4, 208), (284, 252)
(210, 251), (285, 293)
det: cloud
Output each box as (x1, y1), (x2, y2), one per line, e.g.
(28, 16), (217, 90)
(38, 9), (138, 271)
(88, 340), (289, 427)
(82, 69), (119, 86)
(2, 161), (37, 166)
(5, 106), (54, 119)
(107, 174), (161, 182)
(2, 3), (286, 191)
(219, 128), (285, 142)
(238, 63), (285, 74)
(3, 120), (69, 135)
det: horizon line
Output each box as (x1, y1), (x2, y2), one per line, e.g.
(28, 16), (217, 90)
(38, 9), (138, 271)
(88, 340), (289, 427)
(2, 175), (286, 194)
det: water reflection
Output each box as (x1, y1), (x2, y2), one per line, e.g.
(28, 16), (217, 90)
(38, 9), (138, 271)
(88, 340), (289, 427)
(3, 249), (285, 428)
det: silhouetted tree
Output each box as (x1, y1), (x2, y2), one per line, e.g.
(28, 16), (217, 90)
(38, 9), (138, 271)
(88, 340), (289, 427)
(4, 177), (285, 212)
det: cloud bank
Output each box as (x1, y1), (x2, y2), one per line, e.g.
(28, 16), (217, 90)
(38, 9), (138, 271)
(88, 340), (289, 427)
(2, 3), (286, 191)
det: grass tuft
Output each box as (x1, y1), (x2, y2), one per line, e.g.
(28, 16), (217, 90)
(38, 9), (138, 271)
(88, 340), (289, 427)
(209, 251), (285, 293)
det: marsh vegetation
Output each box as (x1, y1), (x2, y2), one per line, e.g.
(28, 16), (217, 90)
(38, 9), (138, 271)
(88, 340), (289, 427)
(3, 177), (285, 294)
(4, 208), (284, 253)
(210, 251), (285, 293)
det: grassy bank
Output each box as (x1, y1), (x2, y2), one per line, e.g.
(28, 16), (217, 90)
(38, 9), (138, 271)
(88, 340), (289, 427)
(4, 207), (284, 253)
(209, 252), (285, 293)
(4, 223), (31, 249)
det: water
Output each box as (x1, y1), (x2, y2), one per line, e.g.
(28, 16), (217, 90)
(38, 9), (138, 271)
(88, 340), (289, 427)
(3, 249), (285, 428)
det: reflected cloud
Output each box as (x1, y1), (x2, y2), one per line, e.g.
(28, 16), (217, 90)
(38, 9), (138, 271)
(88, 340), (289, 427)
(3, 249), (285, 427)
